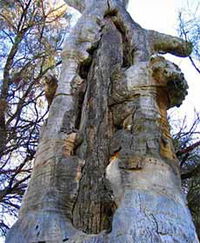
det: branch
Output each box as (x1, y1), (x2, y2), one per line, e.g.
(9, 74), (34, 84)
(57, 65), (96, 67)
(17, 0), (32, 31)
(2, 30), (14, 44)
(189, 56), (200, 74)
(148, 30), (193, 57)
(1, 28), (29, 101)
(177, 140), (200, 156)
(178, 13), (200, 73)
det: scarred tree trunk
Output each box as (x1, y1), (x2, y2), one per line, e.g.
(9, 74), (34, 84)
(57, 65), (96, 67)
(6, 0), (199, 242)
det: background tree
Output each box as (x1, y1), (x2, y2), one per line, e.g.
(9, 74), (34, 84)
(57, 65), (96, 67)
(178, 1), (200, 73)
(177, 1), (200, 237)
(0, 0), (69, 235)
(171, 112), (200, 238)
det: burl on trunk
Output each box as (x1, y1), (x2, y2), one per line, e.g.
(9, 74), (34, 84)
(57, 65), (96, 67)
(6, 0), (199, 242)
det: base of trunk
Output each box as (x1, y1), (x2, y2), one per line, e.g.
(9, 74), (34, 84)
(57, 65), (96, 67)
(109, 189), (198, 243)
(6, 211), (78, 243)
(6, 189), (199, 243)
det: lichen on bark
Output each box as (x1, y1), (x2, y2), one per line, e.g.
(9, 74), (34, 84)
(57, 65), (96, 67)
(6, 0), (199, 242)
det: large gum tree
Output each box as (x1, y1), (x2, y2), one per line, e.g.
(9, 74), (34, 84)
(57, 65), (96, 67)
(6, 0), (199, 242)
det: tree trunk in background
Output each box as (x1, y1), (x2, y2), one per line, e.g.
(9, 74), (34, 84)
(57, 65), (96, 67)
(6, 0), (199, 242)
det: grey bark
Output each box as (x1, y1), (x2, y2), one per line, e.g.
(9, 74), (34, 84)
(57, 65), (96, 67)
(6, 0), (198, 242)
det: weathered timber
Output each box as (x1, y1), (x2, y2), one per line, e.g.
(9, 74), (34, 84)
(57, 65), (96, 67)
(6, 0), (198, 242)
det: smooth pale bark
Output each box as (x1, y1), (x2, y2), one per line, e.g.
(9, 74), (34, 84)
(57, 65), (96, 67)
(6, 0), (198, 242)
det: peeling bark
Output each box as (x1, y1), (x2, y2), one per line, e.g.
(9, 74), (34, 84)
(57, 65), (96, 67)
(6, 0), (199, 242)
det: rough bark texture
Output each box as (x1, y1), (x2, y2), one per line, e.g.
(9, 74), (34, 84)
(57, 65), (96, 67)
(6, 0), (198, 242)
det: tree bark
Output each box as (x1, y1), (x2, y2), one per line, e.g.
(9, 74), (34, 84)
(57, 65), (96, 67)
(6, 0), (198, 242)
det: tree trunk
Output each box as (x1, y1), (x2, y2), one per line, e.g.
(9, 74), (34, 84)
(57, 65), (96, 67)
(6, 0), (199, 242)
